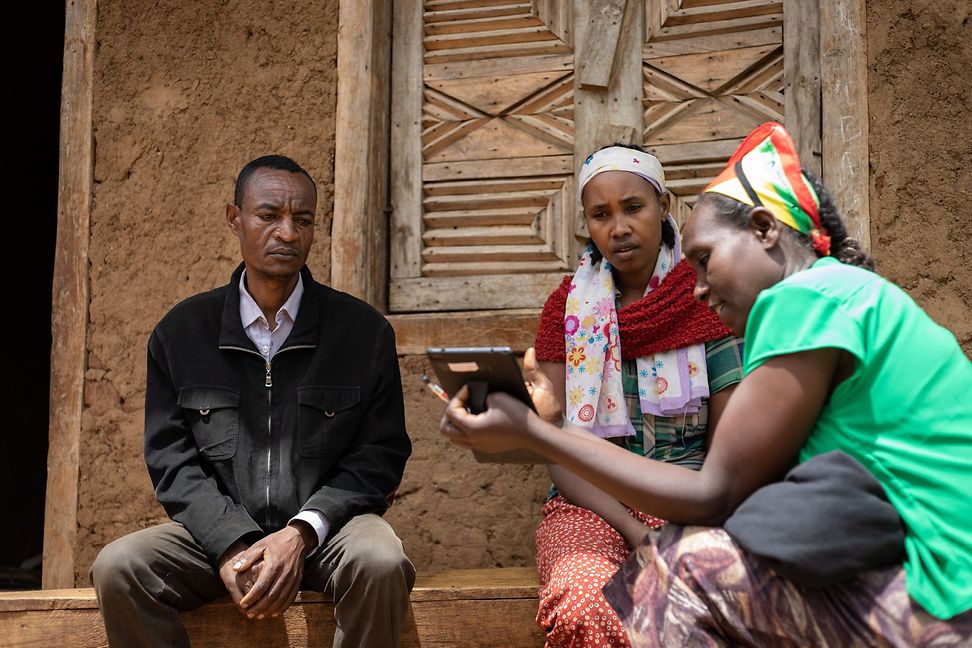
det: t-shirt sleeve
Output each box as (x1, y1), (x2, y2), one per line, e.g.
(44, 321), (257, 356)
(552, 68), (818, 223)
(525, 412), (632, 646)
(744, 284), (866, 375)
(704, 336), (745, 394)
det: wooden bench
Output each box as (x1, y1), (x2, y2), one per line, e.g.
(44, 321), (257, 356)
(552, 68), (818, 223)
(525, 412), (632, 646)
(0, 567), (544, 647)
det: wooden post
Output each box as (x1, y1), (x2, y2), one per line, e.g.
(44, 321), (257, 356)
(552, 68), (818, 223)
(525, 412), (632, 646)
(331, 0), (393, 308)
(820, 0), (870, 250)
(573, 0), (644, 236)
(783, 0), (821, 177)
(44, 0), (96, 589)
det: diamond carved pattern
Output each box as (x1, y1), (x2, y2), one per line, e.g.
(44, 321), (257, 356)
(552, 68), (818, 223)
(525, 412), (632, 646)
(422, 71), (574, 162)
(643, 0), (784, 206)
(414, 2), (577, 278)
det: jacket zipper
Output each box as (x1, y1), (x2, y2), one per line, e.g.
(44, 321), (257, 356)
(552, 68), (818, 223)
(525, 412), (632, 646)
(219, 343), (315, 527)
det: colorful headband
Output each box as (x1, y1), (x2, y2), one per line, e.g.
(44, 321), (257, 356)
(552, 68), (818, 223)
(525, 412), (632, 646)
(578, 146), (666, 200)
(704, 122), (830, 256)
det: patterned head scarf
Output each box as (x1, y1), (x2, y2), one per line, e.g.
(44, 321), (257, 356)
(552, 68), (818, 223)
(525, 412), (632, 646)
(704, 122), (830, 255)
(578, 146), (666, 199)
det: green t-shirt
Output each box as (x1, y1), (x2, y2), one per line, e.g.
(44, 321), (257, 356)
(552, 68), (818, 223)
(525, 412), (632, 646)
(743, 257), (972, 620)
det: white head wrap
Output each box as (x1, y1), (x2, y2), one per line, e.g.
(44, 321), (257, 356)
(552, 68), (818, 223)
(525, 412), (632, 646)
(578, 146), (666, 199)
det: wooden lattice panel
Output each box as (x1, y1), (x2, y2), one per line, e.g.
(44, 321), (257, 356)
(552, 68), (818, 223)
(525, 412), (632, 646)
(642, 0), (784, 222)
(423, 0), (572, 63)
(391, 0), (576, 312)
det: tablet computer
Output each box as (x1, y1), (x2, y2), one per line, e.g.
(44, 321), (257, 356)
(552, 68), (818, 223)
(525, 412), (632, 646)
(426, 346), (546, 464)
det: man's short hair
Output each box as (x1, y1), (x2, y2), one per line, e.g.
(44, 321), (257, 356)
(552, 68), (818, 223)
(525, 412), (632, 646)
(234, 155), (317, 207)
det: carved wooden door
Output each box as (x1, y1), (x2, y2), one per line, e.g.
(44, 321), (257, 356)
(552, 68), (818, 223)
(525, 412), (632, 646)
(390, 1), (576, 312)
(389, 0), (791, 315)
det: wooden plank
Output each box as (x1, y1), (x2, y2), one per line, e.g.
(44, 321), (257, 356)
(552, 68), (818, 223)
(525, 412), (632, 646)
(390, 272), (567, 311)
(716, 46), (782, 94)
(0, 570), (544, 648)
(424, 208), (540, 227)
(332, 0), (393, 307)
(574, 0), (644, 236)
(410, 568), (540, 602)
(665, 0), (781, 26)
(820, 0), (869, 249)
(425, 3), (534, 24)
(389, 310), (542, 354)
(784, 0), (821, 176)
(424, 39), (571, 64)
(428, 70), (571, 115)
(424, 53), (572, 81)
(424, 189), (552, 211)
(425, 176), (566, 195)
(646, 44), (780, 93)
(645, 137), (742, 163)
(408, 599), (542, 647)
(422, 244), (562, 262)
(424, 155), (573, 181)
(421, 260), (569, 276)
(645, 97), (760, 145)
(425, 14), (541, 36)
(534, 0), (573, 45)
(423, 225), (542, 246)
(45, 0), (97, 591)
(576, 0), (627, 90)
(643, 26), (781, 57)
(652, 13), (782, 42)
(391, 0), (425, 280)
(424, 25), (562, 51)
(426, 0), (518, 10)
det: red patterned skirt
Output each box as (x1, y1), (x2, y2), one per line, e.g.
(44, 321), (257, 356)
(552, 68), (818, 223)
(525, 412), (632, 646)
(535, 496), (666, 648)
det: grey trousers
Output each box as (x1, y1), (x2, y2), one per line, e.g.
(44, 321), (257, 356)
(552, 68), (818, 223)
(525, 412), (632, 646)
(91, 515), (415, 648)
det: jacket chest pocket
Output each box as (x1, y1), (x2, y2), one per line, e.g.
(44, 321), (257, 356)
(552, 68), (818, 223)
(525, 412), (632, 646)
(178, 386), (240, 460)
(297, 386), (362, 458)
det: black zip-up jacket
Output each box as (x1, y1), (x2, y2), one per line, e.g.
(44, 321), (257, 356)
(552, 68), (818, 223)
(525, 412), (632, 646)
(144, 263), (411, 564)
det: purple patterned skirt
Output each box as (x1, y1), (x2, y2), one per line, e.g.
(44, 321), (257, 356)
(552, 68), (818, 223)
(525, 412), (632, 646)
(603, 525), (971, 647)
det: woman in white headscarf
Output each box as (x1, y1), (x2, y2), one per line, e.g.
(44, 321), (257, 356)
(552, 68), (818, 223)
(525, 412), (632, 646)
(529, 143), (744, 648)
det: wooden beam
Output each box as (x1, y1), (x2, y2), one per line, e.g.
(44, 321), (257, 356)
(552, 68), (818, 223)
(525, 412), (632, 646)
(390, 272), (565, 312)
(390, 0), (424, 281)
(332, 0), (393, 308)
(0, 569), (544, 647)
(820, 0), (870, 250)
(783, 0), (821, 177)
(389, 310), (542, 355)
(576, 0), (627, 89)
(573, 0), (644, 236)
(44, 0), (96, 590)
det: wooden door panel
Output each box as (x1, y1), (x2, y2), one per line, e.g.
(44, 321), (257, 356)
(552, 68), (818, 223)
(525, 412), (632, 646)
(643, 0), (784, 225)
(390, 0), (801, 314)
(391, 0), (575, 312)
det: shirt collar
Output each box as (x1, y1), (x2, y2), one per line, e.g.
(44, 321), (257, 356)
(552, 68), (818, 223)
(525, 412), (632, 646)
(238, 271), (304, 330)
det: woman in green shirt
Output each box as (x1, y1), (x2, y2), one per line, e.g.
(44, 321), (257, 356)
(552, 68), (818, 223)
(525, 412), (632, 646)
(440, 123), (971, 645)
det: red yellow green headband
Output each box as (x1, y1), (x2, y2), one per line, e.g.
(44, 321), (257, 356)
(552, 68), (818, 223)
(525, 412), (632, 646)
(704, 122), (830, 256)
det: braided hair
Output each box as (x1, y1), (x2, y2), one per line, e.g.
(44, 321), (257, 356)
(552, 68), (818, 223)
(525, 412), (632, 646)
(697, 170), (874, 270)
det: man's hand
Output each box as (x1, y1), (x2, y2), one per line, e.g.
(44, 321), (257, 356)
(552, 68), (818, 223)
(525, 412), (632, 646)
(217, 540), (253, 614)
(232, 523), (316, 620)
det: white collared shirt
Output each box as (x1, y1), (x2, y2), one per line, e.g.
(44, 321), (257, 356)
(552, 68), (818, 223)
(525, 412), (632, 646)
(238, 271), (330, 548)
(239, 272), (304, 361)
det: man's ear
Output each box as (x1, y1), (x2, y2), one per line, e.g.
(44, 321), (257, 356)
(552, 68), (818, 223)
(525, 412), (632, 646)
(748, 207), (781, 250)
(226, 203), (241, 234)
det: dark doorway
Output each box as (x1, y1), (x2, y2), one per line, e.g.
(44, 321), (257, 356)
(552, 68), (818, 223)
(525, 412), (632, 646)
(2, 4), (64, 589)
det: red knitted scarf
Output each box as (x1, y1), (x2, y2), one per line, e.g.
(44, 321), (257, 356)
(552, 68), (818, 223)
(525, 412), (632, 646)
(534, 260), (732, 361)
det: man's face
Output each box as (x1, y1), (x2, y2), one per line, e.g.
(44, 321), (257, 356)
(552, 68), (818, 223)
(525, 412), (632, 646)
(227, 168), (317, 283)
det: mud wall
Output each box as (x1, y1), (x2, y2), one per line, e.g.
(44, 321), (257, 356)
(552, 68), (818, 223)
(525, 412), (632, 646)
(73, 0), (970, 582)
(76, 0), (340, 580)
(75, 0), (548, 583)
(866, 0), (972, 351)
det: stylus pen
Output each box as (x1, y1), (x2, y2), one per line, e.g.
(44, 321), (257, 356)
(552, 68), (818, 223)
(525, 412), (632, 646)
(420, 374), (449, 402)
